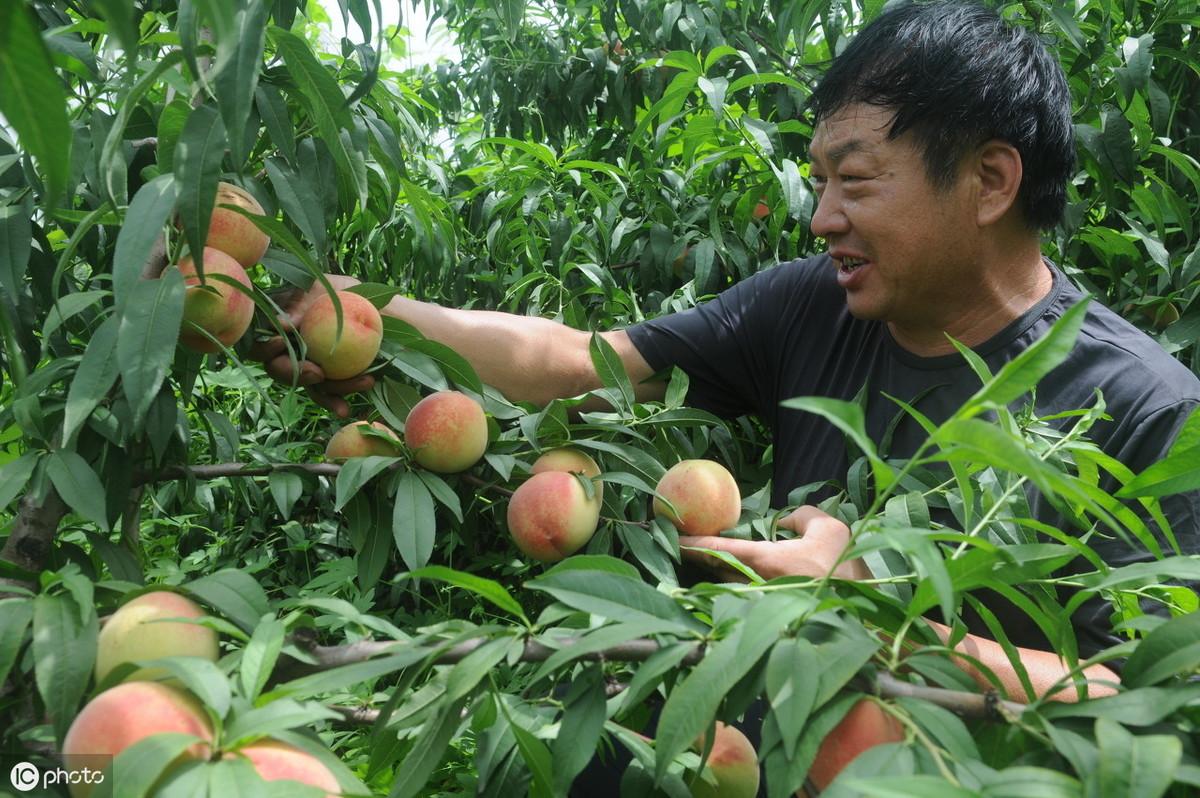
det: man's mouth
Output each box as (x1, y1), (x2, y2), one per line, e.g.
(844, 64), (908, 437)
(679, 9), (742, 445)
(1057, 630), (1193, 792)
(839, 256), (867, 273)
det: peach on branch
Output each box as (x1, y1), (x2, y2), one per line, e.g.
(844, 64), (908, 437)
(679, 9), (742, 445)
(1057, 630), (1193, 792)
(531, 447), (602, 501)
(691, 722), (760, 798)
(653, 459), (741, 536)
(298, 290), (384, 380)
(231, 739), (341, 797)
(752, 201), (770, 220)
(506, 471), (601, 562)
(177, 247), (255, 353)
(61, 682), (213, 798)
(95, 591), (219, 685)
(403, 390), (489, 473)
(808, 698), (905, 790)
(325, 420), (402, 460)
(206, 181), (270, 268)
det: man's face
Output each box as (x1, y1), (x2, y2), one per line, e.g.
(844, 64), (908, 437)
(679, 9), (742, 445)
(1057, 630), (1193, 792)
(807, 104), (979, 328)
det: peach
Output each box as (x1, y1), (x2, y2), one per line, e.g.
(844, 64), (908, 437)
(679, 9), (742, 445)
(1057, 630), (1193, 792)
(298, 290), (384, 380)
(752, 201), (770, 220)
(325, 421), (402, 460)
(532, 447), (602, 502)
(177, 247), (255, 353)
(653, 460), (741, 536)
(808, 698), (905, 790)
(61, 682), (212, 798)
(206, 181), (270, 268)
(692, 722), (760, 798)
(404, 391), (488, 473)
(232, 739), (341, 797)
(506, 471), (600, 562)
(95, 591), (218, 685)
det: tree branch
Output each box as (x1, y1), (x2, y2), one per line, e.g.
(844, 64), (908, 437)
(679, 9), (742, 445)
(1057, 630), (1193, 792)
(0, 488), (69, 596)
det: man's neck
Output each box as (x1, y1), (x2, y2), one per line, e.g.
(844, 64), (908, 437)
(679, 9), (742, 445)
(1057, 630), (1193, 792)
(888, 245), (1053, 357)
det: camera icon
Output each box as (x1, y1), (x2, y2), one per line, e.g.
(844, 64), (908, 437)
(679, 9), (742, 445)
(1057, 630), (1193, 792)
(9, 761), (40, 792)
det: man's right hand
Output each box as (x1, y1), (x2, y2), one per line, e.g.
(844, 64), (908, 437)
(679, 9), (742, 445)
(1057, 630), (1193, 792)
(250, 275), (376, 418)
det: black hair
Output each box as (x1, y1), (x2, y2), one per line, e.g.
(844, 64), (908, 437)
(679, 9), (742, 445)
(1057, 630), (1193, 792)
(807, 1), (1074, 230)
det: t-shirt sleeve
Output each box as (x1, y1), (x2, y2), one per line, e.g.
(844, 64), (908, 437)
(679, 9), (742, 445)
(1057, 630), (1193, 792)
(624, 260), (813, 420)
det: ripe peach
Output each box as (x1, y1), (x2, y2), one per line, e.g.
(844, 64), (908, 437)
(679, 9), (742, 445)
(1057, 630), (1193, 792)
(653, 460), (741, 536)
(298, 290), (383, 380)
(532, 447), (602, 502)
(232, 739), (341, 797)
(507, 471), (600, 562)
(61, 682), (212, 798)
(808, 698), (905, 790)
(325, 420), (402, 460)
(692, 722), (760, 798)
(177, 247), (255, 353)
(206, 181), (270, 268)
(95, 591), (219, 685)
(404, 391), (488, 473)
(752, 201), (770, 220)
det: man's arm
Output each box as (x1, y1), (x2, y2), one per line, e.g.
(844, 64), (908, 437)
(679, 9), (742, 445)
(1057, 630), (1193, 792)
(679, 506), (1119, 703)
(256, 276), (666, 412)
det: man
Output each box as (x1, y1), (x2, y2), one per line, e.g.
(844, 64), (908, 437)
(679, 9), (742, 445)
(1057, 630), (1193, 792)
(259, 0), (1196, 783)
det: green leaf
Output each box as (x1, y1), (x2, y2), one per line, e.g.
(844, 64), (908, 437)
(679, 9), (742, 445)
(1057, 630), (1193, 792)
(959, 299), (1089, 415)
(113, 174), (179, 310)
(271, 27), (367, 209)
(386, 696), (468, 798)
(185, 569), (270, 633)
(0, 3), (72, 207)
(408, 565), (526, 622)
(1093, 717), (1180, 798)
(0, 452), (39, 511)
(0, 199), (32, 298)
(224, 698), (342, 745)
(781, 396), (894, 492)
(33, 591), (98, 740)
(765, 638), (819, 760)
(46, 450), (109, 531)
(393, 470), (437, 571)
(268, 470), (302, 520)
(0, 598), (33, 688)
(415, 471), (464, 523)
(118, 270), (185, 432)
(1122, 610), (1200, 687)
(269, 650), (425, 700)
(334, 455), (397, 511)
(240, 617), (286, 702)
(86, 0), (138, 52)
(527, 567), (702, 633)
(1118, 443), (1200, 498)
(109, 733), (211, 798)
(654, 593), (810, 782)
(552, 667), (608, 793)
(265, 156), (328, 256)
(62, 315), (120, 446)
(173, 104), (228, 270)
(256, 84), (296, 164)
(589, 332), (635, 412)
(213, 0), (269, 169)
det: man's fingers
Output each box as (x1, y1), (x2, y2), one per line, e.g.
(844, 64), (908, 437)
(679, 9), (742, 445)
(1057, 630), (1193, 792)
(322, 373), (376, 396)
(306, 386), (352, 418)
(265, 353), (324, 386)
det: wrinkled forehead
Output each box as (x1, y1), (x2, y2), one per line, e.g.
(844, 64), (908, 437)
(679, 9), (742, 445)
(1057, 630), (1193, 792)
(808, 104), (900, 163)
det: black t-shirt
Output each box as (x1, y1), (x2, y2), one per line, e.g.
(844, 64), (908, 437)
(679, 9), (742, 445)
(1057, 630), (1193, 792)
(627, 254), (1200, 657)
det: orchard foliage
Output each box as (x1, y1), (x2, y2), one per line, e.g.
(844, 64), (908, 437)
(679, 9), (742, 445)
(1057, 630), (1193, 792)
(1, 1), (1200, 797)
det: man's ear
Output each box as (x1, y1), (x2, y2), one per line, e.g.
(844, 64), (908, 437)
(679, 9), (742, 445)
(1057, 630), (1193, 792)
(974, 140), (1023, 226)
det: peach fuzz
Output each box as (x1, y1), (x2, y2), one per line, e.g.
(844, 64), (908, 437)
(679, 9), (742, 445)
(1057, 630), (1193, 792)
(506, 471), (600, 562)
(61, 682), (212, 798)
(95, 591), (218, 684)
(298, 290), (384, 380)
(404, 391), (489, 473)
(231, 739), (342, 797)
(692, 722), (760, 798)
(177, 247), (255, 353)
(531, 447), (602, 502)
(653, 459), (741, 536)
(325, 420), (402, 461)
(206, 181), (270, 268)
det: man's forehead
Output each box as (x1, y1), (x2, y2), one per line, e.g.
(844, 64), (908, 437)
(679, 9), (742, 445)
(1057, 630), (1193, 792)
(809, 105), (895, 161)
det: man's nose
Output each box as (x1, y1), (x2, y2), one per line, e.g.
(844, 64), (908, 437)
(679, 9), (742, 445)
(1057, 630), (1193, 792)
(809, 186), (849, 239)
